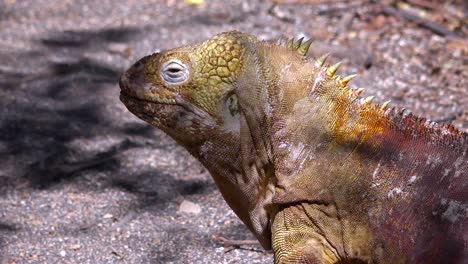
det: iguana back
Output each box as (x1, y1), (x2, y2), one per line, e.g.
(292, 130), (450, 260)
(235, 38), (467, 263)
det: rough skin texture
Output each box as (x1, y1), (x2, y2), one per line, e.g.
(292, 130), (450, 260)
(119, 31), (467, 264)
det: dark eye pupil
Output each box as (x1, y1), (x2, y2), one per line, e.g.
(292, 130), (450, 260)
(167, 68), (180, 73)
(160, 60), (188, 84)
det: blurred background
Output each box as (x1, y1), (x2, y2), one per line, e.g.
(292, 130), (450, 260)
(0, 0), (466, 263)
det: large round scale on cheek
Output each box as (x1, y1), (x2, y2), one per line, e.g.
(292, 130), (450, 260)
(194, 32), (247, 84)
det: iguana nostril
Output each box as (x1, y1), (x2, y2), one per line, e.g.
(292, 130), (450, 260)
(119, 62), (148, 94)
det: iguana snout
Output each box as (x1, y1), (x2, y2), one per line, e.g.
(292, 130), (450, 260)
(119, 54), (180, 106)
(119, 52), (212, 144)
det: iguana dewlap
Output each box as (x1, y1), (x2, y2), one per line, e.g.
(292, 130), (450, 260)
(119, 31), (467, 264)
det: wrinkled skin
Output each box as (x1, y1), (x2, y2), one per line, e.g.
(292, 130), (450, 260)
(119, 31), (467, 263)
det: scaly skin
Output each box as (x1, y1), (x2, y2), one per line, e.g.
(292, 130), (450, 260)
(119, 31), (467, 263)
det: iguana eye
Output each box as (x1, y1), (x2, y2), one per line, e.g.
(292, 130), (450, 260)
(160, 59), (189, 85)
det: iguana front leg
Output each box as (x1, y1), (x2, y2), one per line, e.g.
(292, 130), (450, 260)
(272, 204), (370, 264)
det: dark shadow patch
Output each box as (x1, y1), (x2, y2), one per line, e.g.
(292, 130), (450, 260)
(0, 27), (141, 191)
(51, 59), (120, 79)
(177, 180), (207, 195)
(0, 221), (19, 259)
(109, 170), (212, 210)
(24, 139), (140, 189)
(41, 28), (140, 48)
(122, 122), (155, 136)
(25, 146), (118, 189)
(0, 222), (19, 232)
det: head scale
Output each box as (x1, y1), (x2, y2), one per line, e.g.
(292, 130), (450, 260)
(141, 31), (255, 117)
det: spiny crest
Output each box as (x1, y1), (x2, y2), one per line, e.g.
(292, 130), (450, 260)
(387, 108), (467, 146)
(276, 35), (466, 146)
(314, 53), (329, 68)
(380, 100), (391, 111)
(316, 55), (392, 115)
(278, 36), (313, 56)
(357, 93), (464, 146)
(354, 88), (364, 96)
(326, 61), (342, 77)
(363, 96), (375, 105)
(321, 58), (466, 146)
(340, 74), (358, 86)
(297, 39), (313, 56)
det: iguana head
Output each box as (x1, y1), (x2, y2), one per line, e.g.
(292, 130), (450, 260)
(119, 31), (256, 145)
(119, 31), (272, 247)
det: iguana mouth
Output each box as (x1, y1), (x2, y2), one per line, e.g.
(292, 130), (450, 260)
(120, 91), (212, 122)
(120, 91), (177, 105)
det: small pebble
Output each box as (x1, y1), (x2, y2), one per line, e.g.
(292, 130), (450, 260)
(178, 200), (202, 214)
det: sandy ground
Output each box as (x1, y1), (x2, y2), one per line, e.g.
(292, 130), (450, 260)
(0, 0), (466, 263)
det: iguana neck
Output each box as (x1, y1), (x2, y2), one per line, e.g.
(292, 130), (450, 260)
(183, 129), (272, 248)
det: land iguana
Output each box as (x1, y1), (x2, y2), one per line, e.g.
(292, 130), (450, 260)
(119, 31), (467, 263)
